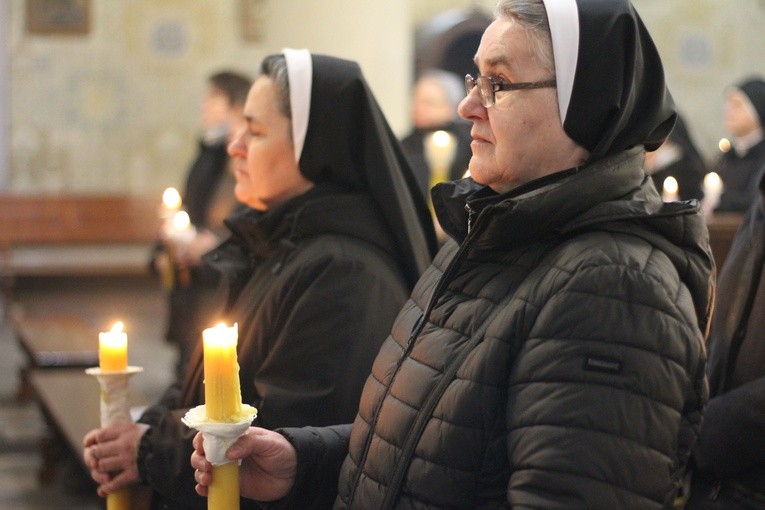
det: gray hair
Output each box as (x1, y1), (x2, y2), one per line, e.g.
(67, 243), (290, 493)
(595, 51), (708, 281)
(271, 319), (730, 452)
(494, 0), (555, 74)
(260, 54), (292, 119)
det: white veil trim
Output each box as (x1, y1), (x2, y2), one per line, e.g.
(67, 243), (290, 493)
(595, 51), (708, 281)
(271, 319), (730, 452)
(283, 48), (312, 162)
(542, 0), (578, 124)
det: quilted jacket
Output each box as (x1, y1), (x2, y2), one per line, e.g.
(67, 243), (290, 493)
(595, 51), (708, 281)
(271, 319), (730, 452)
(278, 147), (713, 509)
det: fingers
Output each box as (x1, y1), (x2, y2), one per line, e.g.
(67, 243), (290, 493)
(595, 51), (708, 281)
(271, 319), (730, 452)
(83, 428), (100, 447)
(194, 467), (211, 496)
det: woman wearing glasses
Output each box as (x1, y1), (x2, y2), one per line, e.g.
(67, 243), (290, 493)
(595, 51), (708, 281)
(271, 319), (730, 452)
(193, 0), (712, 507)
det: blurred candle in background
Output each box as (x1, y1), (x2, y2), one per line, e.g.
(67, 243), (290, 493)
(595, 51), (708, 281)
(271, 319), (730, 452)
(662, 176), (679, 202)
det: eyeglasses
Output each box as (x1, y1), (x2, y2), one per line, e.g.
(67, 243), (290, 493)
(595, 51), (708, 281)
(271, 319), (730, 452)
(464, 74), (556, 108)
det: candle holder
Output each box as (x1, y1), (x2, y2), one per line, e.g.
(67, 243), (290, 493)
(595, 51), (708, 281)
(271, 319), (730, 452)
(86, 366), (143, 510)
(183, 404), (258, 510)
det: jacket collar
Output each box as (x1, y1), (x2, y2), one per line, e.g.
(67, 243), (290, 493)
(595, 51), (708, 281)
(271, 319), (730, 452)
(223, 183), (398, 261)
(432, 147), (714, 332)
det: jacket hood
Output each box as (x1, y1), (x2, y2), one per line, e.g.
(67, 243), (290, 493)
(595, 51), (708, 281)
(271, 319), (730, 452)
(433, 147), (714, 332)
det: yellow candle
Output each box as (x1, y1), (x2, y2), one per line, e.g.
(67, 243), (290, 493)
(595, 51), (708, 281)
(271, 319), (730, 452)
(97, 321), (132, 508)
(203, 323), (242, 421)
(203, 323), (242, 510)
(99, 321), (127, 372)
(106, 487), (131, 510)
(210, 462), (239, 510)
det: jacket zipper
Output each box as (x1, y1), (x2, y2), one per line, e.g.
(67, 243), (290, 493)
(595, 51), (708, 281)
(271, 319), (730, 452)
(346, 205), (490, 508)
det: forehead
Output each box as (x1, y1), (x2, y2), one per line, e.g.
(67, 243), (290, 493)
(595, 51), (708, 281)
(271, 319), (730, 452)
(244, 77), (282, 120)
(475, 18), (538, 76)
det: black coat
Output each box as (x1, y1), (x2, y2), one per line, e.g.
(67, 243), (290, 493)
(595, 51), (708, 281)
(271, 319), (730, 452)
(714, 139), (765, 212)
(137, 186), (413, 509)
(687, 169), (765, 506)
(277, 148), (713, 509)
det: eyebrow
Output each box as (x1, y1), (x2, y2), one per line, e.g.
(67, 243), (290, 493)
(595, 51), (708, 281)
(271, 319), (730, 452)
(473, 54), (516, 72)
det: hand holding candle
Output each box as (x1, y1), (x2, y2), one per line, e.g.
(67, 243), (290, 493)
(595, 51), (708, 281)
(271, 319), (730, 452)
(182, 323), (256, 510)
(89, 321), (143, 510)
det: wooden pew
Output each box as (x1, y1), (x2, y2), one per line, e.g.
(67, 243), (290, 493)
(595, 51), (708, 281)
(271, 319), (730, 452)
(0, 194), (161, 280)
(706, 212), (744, 271)
(9, 309), (99, 400)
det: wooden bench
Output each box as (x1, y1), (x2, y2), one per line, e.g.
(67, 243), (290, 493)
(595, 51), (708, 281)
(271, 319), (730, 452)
(0, 194), (161, 280)
(29, 368), (148, 483)
(706, 212), (744, 270)
(9, 309), (100, 400)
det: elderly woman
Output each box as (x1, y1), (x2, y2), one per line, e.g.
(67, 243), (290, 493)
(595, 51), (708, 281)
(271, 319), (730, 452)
(82, 50), (436, 509)
(193, 0), (713, 508)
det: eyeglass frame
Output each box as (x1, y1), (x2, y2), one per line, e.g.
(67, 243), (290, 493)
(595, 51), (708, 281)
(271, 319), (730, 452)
(464, 74), (557, 108)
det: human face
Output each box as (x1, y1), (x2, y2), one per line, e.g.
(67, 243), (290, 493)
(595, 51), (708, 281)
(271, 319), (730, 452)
(412, 78), (454, 129)
(200, 85), (232, 129)
(724, 88), (760, 138)
(458, 18), (587, 194)
(228, 77), (314, 210)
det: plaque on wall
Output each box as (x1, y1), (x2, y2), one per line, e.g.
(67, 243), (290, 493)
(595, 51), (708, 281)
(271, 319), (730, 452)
(240, 0), (268, 43)
(26, 0), (90, 36)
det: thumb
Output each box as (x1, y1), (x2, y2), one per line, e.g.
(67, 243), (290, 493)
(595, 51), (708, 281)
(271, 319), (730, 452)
(226, 427), (264, 460)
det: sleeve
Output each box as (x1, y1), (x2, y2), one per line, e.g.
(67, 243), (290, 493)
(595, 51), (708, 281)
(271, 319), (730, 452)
(692, 377), (765, 478)
(268, 425), (352, 510)
(505, 257), (707, 509)
(246, 248), (408, 430)
(135, 383), (203, 506)
(136, 406), (201, 507)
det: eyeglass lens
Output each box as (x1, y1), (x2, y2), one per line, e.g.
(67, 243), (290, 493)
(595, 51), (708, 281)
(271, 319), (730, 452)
(465, 74), (495, 108)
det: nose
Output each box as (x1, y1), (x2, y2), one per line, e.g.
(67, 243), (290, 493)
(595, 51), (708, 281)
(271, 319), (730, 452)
(227, 127), (247, 157)
(458, 86), (485, 121)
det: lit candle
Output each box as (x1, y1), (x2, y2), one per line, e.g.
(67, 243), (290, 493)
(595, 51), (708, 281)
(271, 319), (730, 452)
(203, 322), (242, 509)
(99, 321), (127, 372)
(701, 172), (724, 218)
(662, 176), (679, 202)
(424, 130), (456, 189)
(162, 187), (182, 213)
(203, 323), (242, 420)
(97, 321), (132, 509)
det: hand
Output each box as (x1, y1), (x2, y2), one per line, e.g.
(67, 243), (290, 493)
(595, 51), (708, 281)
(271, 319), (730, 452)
(191, 427), (297, 502)
(152, 251), (170, 275)
(177, 229), (219, 266)
(82, 422), (150, 497)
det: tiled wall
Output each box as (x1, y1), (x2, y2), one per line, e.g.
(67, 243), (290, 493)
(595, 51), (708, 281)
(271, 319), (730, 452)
(7, 0), (765, 193)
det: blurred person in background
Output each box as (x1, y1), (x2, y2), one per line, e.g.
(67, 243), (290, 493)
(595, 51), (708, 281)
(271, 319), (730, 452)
(714, 77), (765, 212)
(151, 70), (251, 379)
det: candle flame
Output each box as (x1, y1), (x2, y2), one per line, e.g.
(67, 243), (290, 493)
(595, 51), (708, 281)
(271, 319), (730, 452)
(173, 210), (191, 231)
(162, 187), (182, 210)
(703, 172), (722, 191)
(432, 130), (453, 148)
(111, 321), (124, 333)
(663, 176), (679, 195)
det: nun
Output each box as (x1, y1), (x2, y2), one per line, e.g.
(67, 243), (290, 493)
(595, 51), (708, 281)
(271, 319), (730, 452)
(714, 77), (765, 212)
(192, 1), (714, 508)
(83, 50), (437, 510)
